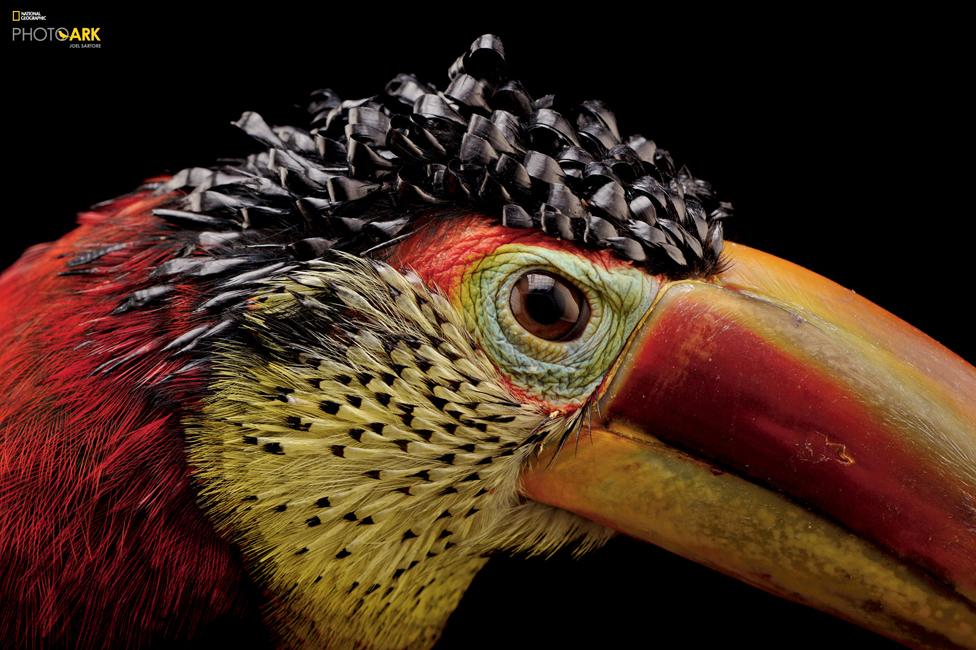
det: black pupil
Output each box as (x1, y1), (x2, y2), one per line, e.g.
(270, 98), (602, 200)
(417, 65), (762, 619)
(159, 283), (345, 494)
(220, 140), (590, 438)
(524, 275), (573, 324)
(509, 271), (589, 341)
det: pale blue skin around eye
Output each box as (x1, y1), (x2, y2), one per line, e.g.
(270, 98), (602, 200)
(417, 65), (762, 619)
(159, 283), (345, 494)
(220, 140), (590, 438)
(460, 245), (658, 405)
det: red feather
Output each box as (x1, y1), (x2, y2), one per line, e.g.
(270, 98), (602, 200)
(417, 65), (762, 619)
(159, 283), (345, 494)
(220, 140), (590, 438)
(0, 190), (266, 647)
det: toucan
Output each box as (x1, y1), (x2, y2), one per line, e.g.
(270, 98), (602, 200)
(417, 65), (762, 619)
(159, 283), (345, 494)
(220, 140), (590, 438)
(1, 34), (973, 649)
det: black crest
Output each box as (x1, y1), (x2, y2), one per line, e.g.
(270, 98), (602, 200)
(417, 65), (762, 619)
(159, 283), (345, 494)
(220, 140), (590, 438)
(162, 34), (730, 277)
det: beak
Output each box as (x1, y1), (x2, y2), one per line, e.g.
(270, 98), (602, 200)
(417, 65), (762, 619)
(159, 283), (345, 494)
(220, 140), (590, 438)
(520, 242), (976, 648)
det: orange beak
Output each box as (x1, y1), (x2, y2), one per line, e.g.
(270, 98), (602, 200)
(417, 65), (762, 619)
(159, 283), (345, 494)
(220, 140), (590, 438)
(520, 242), (976, 648)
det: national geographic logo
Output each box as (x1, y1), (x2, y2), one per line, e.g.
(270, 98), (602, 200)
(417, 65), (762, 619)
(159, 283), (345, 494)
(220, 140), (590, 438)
(11, 9), (102, 48)
(11, 9), (45, 21)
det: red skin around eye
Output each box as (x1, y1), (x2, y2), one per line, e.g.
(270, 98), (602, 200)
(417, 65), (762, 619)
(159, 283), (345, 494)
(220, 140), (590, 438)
(385, 214), (630, 300)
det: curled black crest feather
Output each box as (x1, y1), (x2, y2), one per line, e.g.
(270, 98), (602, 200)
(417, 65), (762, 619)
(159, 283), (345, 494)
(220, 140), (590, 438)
(160, 33), (731, 278)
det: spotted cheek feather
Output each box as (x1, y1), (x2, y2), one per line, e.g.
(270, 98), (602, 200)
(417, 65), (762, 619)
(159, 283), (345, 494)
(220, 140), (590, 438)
(185, 257), (612, 649)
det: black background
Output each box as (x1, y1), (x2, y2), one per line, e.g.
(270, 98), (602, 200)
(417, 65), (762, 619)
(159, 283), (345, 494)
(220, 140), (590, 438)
(6, 5), (970, 648)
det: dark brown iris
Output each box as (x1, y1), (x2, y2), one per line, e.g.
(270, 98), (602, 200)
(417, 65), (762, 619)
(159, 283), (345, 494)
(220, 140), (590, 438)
(509, 271), (590, 341)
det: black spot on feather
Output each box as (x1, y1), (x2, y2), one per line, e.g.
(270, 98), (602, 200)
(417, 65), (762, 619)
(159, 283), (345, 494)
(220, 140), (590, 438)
(429, 396), (448, 411)
(482, 415), (516, 423)
(263, 442), (284, 455)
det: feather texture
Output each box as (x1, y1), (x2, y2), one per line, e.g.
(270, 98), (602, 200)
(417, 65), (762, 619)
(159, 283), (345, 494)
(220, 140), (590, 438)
(187, 254), (611, 648)
(0, 192), (266, 648)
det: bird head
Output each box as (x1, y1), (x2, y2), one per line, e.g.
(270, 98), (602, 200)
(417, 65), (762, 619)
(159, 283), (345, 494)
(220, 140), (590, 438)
(119, 35), (975, 648)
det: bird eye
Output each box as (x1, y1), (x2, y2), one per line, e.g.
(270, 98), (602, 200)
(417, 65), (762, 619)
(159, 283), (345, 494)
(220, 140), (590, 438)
(509, 271), (591, 341)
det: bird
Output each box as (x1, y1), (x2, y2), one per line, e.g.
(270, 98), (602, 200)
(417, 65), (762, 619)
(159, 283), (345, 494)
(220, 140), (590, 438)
(1, 33), (974, 650)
